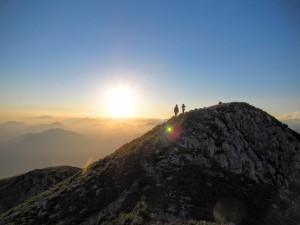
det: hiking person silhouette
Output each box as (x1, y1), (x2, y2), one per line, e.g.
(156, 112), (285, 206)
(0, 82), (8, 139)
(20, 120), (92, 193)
(182, 104), (186, 114)
(174, 104), (179, 117)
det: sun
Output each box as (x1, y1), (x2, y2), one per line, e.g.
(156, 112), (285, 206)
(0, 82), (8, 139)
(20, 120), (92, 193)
(106, 87), (135, 117)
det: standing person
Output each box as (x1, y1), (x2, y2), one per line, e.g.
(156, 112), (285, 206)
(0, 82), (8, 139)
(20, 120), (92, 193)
(182, 104), (186, 114)
(174, 104), (179, 117)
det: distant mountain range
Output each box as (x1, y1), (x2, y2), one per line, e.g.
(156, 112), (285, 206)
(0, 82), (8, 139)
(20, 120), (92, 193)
(1, 102), (299, 225)
(0, 129), (99, 178)
(0, 118), (165, 178)
(0, 121), (63, 144)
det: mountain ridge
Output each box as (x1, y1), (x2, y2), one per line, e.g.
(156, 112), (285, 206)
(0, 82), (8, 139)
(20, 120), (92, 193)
(0, 128), (88, 178)
(0, 166), (80, 215)
(1, 102), (299, 225)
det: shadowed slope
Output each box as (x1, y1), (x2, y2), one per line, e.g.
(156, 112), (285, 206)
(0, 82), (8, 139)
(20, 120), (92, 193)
(0, 166), (80, 215)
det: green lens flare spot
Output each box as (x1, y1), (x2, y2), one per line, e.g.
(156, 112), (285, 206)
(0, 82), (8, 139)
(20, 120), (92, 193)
(165, 125), (173, 133)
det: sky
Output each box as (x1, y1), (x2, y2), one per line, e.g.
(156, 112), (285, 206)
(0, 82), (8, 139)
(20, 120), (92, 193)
(0, 0), (299, 119)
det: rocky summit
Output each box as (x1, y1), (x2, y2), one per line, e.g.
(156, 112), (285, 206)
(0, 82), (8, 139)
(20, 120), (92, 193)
(0, 102), (299, 225)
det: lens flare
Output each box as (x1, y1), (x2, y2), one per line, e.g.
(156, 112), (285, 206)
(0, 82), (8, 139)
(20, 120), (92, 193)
(165, 125), (173, 134)
(164, 123), (181, 142)
(82, 158), (93, 175)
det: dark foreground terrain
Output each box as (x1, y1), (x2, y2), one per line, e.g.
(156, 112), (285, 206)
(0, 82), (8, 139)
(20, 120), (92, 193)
(0, 166), (79, 215)
(0, 102), (299, 225)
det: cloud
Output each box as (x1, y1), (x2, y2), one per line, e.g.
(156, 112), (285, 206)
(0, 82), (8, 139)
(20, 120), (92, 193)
(278, 112), (300, 120)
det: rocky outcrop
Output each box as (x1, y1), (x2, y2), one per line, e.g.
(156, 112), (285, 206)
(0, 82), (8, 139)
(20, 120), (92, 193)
(178, 103), (299, 183)
(0, 166), (79, 215)
(0, 102), (299, 225)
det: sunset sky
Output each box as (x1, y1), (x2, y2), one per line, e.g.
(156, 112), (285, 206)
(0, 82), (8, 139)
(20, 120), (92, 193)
(0, 0), (299, 119)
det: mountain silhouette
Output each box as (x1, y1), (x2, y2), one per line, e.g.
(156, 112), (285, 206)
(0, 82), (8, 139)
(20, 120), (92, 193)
(0, 121), (63, 144)
(0, 121), (28, 143)
(27, 122), (64, 133)
(0, 121), (27, 130)
(0, 102), (299, 225)
(0, 129), (96, 178)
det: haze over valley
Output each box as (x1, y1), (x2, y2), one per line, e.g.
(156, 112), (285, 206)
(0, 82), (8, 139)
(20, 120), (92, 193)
(0, 117), (163, 178)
